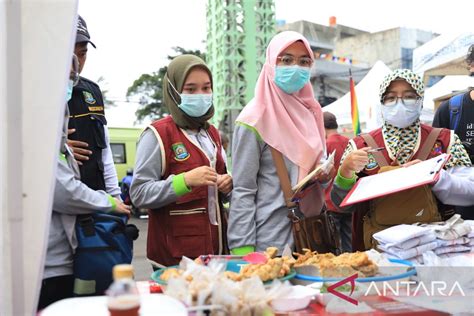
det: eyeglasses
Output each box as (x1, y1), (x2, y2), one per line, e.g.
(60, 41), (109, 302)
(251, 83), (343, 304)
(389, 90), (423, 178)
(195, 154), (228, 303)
(70, 54), (80, 87)
(276, 55), (313, 68)
(382, 93), (421, 106)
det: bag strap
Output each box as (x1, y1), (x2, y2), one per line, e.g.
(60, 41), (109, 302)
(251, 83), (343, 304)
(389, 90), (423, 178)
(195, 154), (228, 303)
(270, 147), (296, 208)
(449, 94), (464, 132)
(360, 134), (389, 167)
(77, 215), (96, 237)
(415, 127), (442, 161)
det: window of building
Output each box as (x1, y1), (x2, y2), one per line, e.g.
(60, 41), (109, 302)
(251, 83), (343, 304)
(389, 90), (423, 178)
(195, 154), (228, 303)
(401, 48), (413, 69)
(110, 143), (126, 164)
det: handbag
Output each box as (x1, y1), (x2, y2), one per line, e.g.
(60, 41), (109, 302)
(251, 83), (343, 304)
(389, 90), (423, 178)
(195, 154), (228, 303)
(270, 148), (341, 254)
(73, 212), (139, 296)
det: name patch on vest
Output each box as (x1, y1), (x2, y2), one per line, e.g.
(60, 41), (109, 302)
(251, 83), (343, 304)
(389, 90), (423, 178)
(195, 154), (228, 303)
(88, 106), (104, 112)
(172, 142), (190, 161)
(82, 91), (97, 105)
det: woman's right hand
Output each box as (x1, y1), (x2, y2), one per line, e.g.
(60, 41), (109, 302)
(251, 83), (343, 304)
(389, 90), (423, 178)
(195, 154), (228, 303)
(340, 147), (370, 178)
(184, 166), (217, 188)
(114, 198), (131, 217)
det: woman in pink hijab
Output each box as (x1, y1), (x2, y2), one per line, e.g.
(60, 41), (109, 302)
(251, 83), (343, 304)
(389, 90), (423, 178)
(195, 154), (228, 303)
(227, 31), (329, 255)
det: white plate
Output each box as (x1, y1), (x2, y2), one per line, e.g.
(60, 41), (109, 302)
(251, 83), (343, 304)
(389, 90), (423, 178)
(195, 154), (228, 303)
(40, 294), (187, 316)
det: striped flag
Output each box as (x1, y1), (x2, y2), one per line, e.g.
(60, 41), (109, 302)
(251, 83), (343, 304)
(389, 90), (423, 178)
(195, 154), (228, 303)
(349, 69), (361, 136)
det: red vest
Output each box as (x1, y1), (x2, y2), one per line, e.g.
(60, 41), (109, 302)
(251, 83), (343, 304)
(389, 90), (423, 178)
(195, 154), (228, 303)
(148, 116), (227, 266)
(350, 124), (451, 251)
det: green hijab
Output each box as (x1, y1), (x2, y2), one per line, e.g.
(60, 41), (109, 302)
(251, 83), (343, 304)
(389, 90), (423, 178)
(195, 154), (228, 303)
(163, 54), (214, 129)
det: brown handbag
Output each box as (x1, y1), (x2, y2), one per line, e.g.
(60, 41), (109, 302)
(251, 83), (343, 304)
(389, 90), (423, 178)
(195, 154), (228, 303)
(270, 148), (341, 254)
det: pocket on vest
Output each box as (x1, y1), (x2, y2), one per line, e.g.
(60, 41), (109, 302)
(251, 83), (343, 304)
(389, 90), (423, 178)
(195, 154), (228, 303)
(90, 115), (106, 149)
(167, 209), (210, 259)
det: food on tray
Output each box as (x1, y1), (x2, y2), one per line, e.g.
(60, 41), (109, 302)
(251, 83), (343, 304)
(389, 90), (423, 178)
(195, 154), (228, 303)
(159, 267), (182, 282)
(294, 248), (378, 278)
(264, 246), (279, 259)
(239, 249), (296, 282)
(159, 247), (295, 284)
(223, 271), (242, 282)
(241, 257), (284, 282)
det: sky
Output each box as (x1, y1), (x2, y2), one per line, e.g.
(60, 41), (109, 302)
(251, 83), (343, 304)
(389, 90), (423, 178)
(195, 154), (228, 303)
(77, 0), (473, 127)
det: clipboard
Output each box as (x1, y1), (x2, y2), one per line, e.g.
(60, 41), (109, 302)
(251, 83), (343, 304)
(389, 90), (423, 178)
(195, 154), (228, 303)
(340, 153), (450, 207)
(291, 150), (335, 201)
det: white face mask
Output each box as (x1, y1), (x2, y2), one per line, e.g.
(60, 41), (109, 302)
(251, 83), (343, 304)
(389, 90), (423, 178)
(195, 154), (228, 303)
(381, 100), (422, 128)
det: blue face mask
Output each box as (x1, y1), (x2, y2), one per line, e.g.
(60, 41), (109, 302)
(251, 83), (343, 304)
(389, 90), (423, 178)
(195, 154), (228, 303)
(274, 65), (311, 94)
(66, 79), (74, 102)
(178, 94), (213, 117)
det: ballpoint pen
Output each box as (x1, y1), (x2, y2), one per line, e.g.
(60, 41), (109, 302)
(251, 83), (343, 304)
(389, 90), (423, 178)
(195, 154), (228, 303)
(367, 147), (386, 153)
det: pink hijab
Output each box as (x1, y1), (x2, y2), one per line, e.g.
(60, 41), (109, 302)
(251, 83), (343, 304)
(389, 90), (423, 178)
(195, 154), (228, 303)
(237, 31), (326, 182)
(237, 31), (325, 180)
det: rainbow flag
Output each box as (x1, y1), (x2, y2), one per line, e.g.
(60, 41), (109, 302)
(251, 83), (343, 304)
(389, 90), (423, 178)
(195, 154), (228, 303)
(349, 70), (361, 136)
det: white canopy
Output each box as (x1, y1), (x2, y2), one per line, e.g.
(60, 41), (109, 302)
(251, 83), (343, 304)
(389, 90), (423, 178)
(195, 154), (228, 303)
(413, 33), (474, 84)
(423, 75), (474, 111)
(322, 60), (391, 132)
(1, 1), (77, 315)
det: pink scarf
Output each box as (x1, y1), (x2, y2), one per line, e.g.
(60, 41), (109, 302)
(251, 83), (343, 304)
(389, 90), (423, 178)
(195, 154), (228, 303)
(237, 31), (325, 181)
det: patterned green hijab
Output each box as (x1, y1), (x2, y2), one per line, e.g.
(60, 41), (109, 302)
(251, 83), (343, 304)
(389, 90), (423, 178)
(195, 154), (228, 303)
(379, 69), (471, 167)
(378, 69), (425, 164)
(163, 54), (214, 130)
(379, 68), (424, 102)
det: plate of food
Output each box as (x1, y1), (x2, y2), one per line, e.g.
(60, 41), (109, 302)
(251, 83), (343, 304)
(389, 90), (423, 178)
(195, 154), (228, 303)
(151, 247), (297, 285)
(291, 249), (416, 284)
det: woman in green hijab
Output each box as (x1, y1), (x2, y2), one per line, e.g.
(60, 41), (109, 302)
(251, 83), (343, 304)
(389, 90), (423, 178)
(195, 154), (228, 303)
(130, 55), (232, 267)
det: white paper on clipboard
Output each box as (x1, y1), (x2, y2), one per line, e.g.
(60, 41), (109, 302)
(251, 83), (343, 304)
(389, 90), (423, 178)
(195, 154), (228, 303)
(340, 153), (450, 207)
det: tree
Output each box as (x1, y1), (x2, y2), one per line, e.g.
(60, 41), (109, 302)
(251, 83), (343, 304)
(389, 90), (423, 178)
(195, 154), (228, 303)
(127, 47), (206, 122)
(97, 76), (115, 108)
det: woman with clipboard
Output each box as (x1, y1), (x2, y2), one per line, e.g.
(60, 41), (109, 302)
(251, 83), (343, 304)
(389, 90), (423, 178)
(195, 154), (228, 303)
(227, 31), (334, 256)
(331, 69), (474, 251)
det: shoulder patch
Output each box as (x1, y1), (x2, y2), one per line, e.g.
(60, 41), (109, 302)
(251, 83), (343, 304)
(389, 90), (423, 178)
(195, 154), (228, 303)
(365, 153), (379, 171)
(82, 91), (97, 105)
(431, 141), (443, 156)
(172, 142), (190, 161)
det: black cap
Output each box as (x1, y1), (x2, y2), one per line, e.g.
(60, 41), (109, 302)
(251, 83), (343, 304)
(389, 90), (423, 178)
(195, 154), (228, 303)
(76, 15), (96, 48)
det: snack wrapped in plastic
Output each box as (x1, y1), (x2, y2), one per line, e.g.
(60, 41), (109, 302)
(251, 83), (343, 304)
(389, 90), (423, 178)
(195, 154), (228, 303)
(163, 257), (293, 315)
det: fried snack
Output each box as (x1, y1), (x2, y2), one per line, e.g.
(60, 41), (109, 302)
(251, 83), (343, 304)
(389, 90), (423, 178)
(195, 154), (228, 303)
(160, 268), (183, 282)
(240, 258), (284, 282)
(319, 262), (359, 278)
(356, 262), (378, 277)
(293, 250), (378, 278)
(264, 247), (278, 259)
(224, 271), (243, 282)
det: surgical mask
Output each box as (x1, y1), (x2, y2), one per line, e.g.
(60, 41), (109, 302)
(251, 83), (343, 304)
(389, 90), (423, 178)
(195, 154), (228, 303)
(274, 65), (311, 94)
(178, 94), (213, 117)
(66, 79), (74, 102)
(381, 100), (422, 128)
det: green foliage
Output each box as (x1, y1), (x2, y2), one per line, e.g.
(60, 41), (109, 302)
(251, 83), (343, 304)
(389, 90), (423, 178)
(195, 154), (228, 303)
(127, 46), (206, 122)
(97, 76), (115, 108)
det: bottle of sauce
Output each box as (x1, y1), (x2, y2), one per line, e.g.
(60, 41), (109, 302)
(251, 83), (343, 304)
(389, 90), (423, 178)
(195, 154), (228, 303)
(107, 264), (140, 316)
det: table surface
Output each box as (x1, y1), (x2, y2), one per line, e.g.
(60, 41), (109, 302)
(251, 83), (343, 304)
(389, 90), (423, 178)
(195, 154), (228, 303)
(136, 281), (452, 315)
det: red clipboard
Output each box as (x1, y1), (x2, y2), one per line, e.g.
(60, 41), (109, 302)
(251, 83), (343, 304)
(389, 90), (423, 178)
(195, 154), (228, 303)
(340, 153), (450, 207)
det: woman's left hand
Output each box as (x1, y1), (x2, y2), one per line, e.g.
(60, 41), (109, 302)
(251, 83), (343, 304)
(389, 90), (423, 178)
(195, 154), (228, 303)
(217, 174), (233, 194)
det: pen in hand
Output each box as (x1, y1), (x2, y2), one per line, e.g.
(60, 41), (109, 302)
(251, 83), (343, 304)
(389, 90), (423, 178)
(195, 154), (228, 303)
(367, 147), (385, 153)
